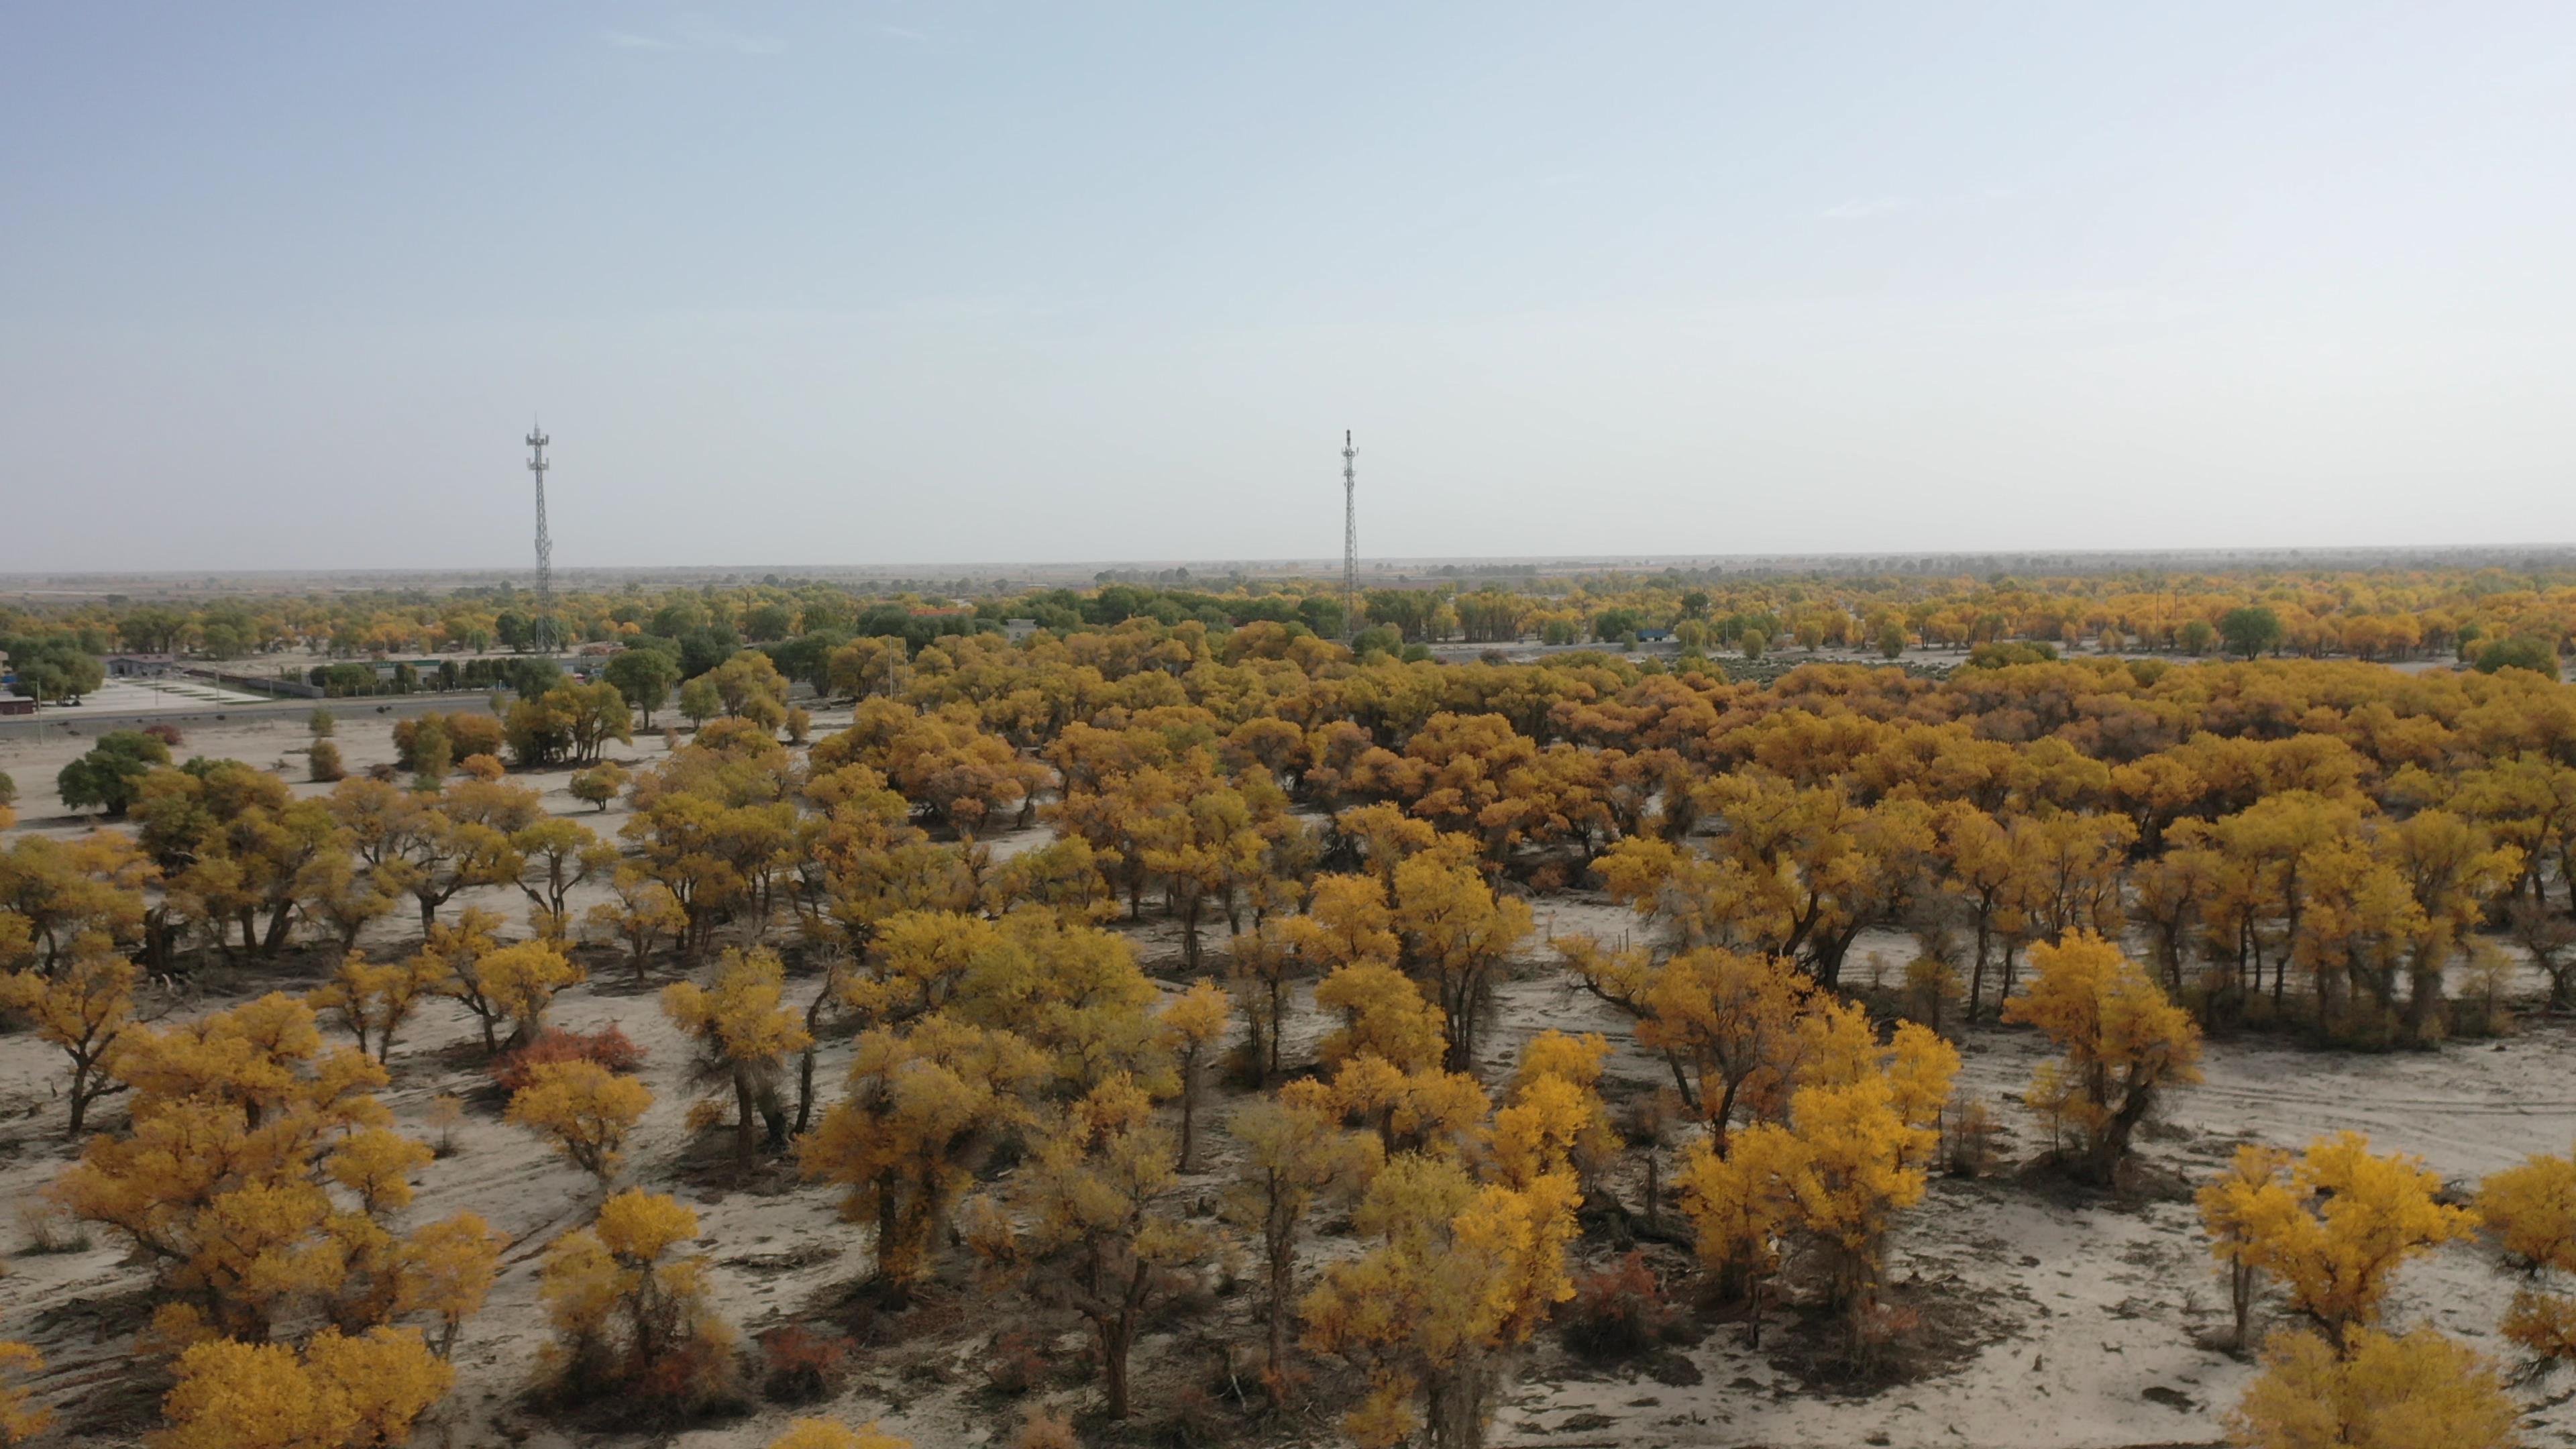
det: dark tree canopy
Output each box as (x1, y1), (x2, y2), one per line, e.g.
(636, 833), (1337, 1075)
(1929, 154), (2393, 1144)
(2, 637), (104, 704)
(57, 731), (174, 816)
(2219, 606), (2284, 659)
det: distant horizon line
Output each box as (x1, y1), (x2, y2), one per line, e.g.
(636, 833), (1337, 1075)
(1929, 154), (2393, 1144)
(7, 541), (2576, 590)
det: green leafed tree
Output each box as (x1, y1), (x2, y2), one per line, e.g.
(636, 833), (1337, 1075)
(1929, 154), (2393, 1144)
(57, 731), (173, 816)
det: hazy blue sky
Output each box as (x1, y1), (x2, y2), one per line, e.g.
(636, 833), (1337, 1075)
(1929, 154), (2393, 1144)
(5, 4), (2572, 570)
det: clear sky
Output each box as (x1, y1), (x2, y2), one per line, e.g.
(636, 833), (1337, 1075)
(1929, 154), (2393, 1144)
(5, 3), (2571, 571)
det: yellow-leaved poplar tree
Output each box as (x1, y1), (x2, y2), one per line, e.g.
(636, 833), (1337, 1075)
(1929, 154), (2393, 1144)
(2228, 1326), (2518, 1449)
(0, 940), (136, 1136)
(538, 1189), (734, 1409)
(153, 1326), (453, 1449)
(1158, 979), (1230, 1170)
(507, 1059), (653, 1188)
(663, 945), (813, 1167)
(2476, 1142), (2576, 1366)
(57, 993), (497, 1345)
(2198, 1144), (2300, 1349)
(799, 1015), (1048, 1285)
(395, 1211), (508, 1356)
(1495, 1030), (1617, 1192)
(1301, 1148), (1580, 1449)
(582, 867), (688, 983)
(450, 937), (586, 1055)
(306, 949), (443, 1064)
(1224, 1094), (1380, 1389)
(2002, 931), (2203, 1183)
(2204, 1132), (2477, 1348)
(1391, 845), (1534, 1072)
(1630, 947), (1815, 1150)
(967, 1075), (1208, 1421)
(1313, 961), (1446, 1073)
(1677, 1021), (1957, 1356)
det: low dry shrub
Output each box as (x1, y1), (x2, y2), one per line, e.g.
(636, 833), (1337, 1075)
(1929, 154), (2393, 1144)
(1560, 1251), (1676, 1360)
(758, 1326), (851, 1405)
(1944, 1096), (2001, 1178)
(492, 1024), (645, 1093)
(983, 1329), (1046, 1397)
(1012, 1407), (1081, 1449)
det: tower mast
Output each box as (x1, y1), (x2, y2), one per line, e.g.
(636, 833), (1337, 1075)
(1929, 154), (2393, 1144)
(527, 422), (555, 653)
(1341, 429), (1358, 644)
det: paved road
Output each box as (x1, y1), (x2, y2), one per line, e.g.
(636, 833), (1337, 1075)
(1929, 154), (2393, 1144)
(0, 690), (495, 743)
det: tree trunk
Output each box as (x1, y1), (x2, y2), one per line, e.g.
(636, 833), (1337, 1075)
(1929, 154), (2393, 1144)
(66, 1063), (91, 1138)
(1102, 1313), (1134, 1420)
(262, 903), (295, 957)
(794, 1044), (818, 1136)
(1427, 1360), (1491, 1449)
(1968, 912), (1992, 1020)
(732, 1066), (759, 1168)
(1267, 1232), (1293, 1385)
(875, 1177), (902, 1281)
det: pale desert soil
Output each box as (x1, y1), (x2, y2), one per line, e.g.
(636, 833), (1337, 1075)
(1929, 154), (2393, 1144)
(0, 709), (2569, 1448)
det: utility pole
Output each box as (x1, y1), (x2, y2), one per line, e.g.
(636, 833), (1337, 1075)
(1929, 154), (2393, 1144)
(1342, 430), (1358, 644)
(527, 422), (555, 653)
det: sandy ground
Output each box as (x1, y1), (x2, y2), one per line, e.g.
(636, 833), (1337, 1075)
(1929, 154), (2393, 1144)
(0, 708), (2571, 1448)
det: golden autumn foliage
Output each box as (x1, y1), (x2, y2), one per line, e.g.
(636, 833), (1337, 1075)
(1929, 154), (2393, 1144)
(2003, 930), (2203, 1182)
(449, 936), (586, 1055)
(0, 1343), (46, 1444)
(767, 1421), (912, 1449)
(306, 950), (443, 1064)
(153, 1326), (453, 1449)
(800, 1014), (1049, 1283)
(395, 1212), (508, 1356)
(2200, 1144), (2300, 1349)
(1594, 945), (1820, 1148)
(1226, 1094), (1381, 1386)
(23, 580), (2576, 1443)
(0, 829), (155, 969)
(1678, 1021), (1957, 1348)
(1389, 845), (1534, 1071)
(1313, 961), (1446, 1075)
(56, 994), (496, 1345)
(663, 945), (812, 1166)
(582, 867), (689, 983)
(1495, 1031), (1616, 1190)
(1158, 978), (1231, 1171)
(2476, 1143), (2576, 1367)
(967, 1075), (1209, 1420)
(538, 1189), (735, 1408)
(1301, 1147), (1580, 1449)
(0, 941), (136, 1135)
(2200, 1132), (2477, 1346)
(507, 1059), (653, 1186)
(2229, 1327), (2519, 1449)
(1307, 1053), (1490, 1160)
(1286, 872), (1400, 975)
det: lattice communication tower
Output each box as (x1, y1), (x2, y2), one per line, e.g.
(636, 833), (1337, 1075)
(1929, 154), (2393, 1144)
(1342, 430), (1358, 643)
(527, 423), (555, 652)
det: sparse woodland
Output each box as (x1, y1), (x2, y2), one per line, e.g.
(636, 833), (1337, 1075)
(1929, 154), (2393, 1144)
(7, 570), (2576, 1447)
